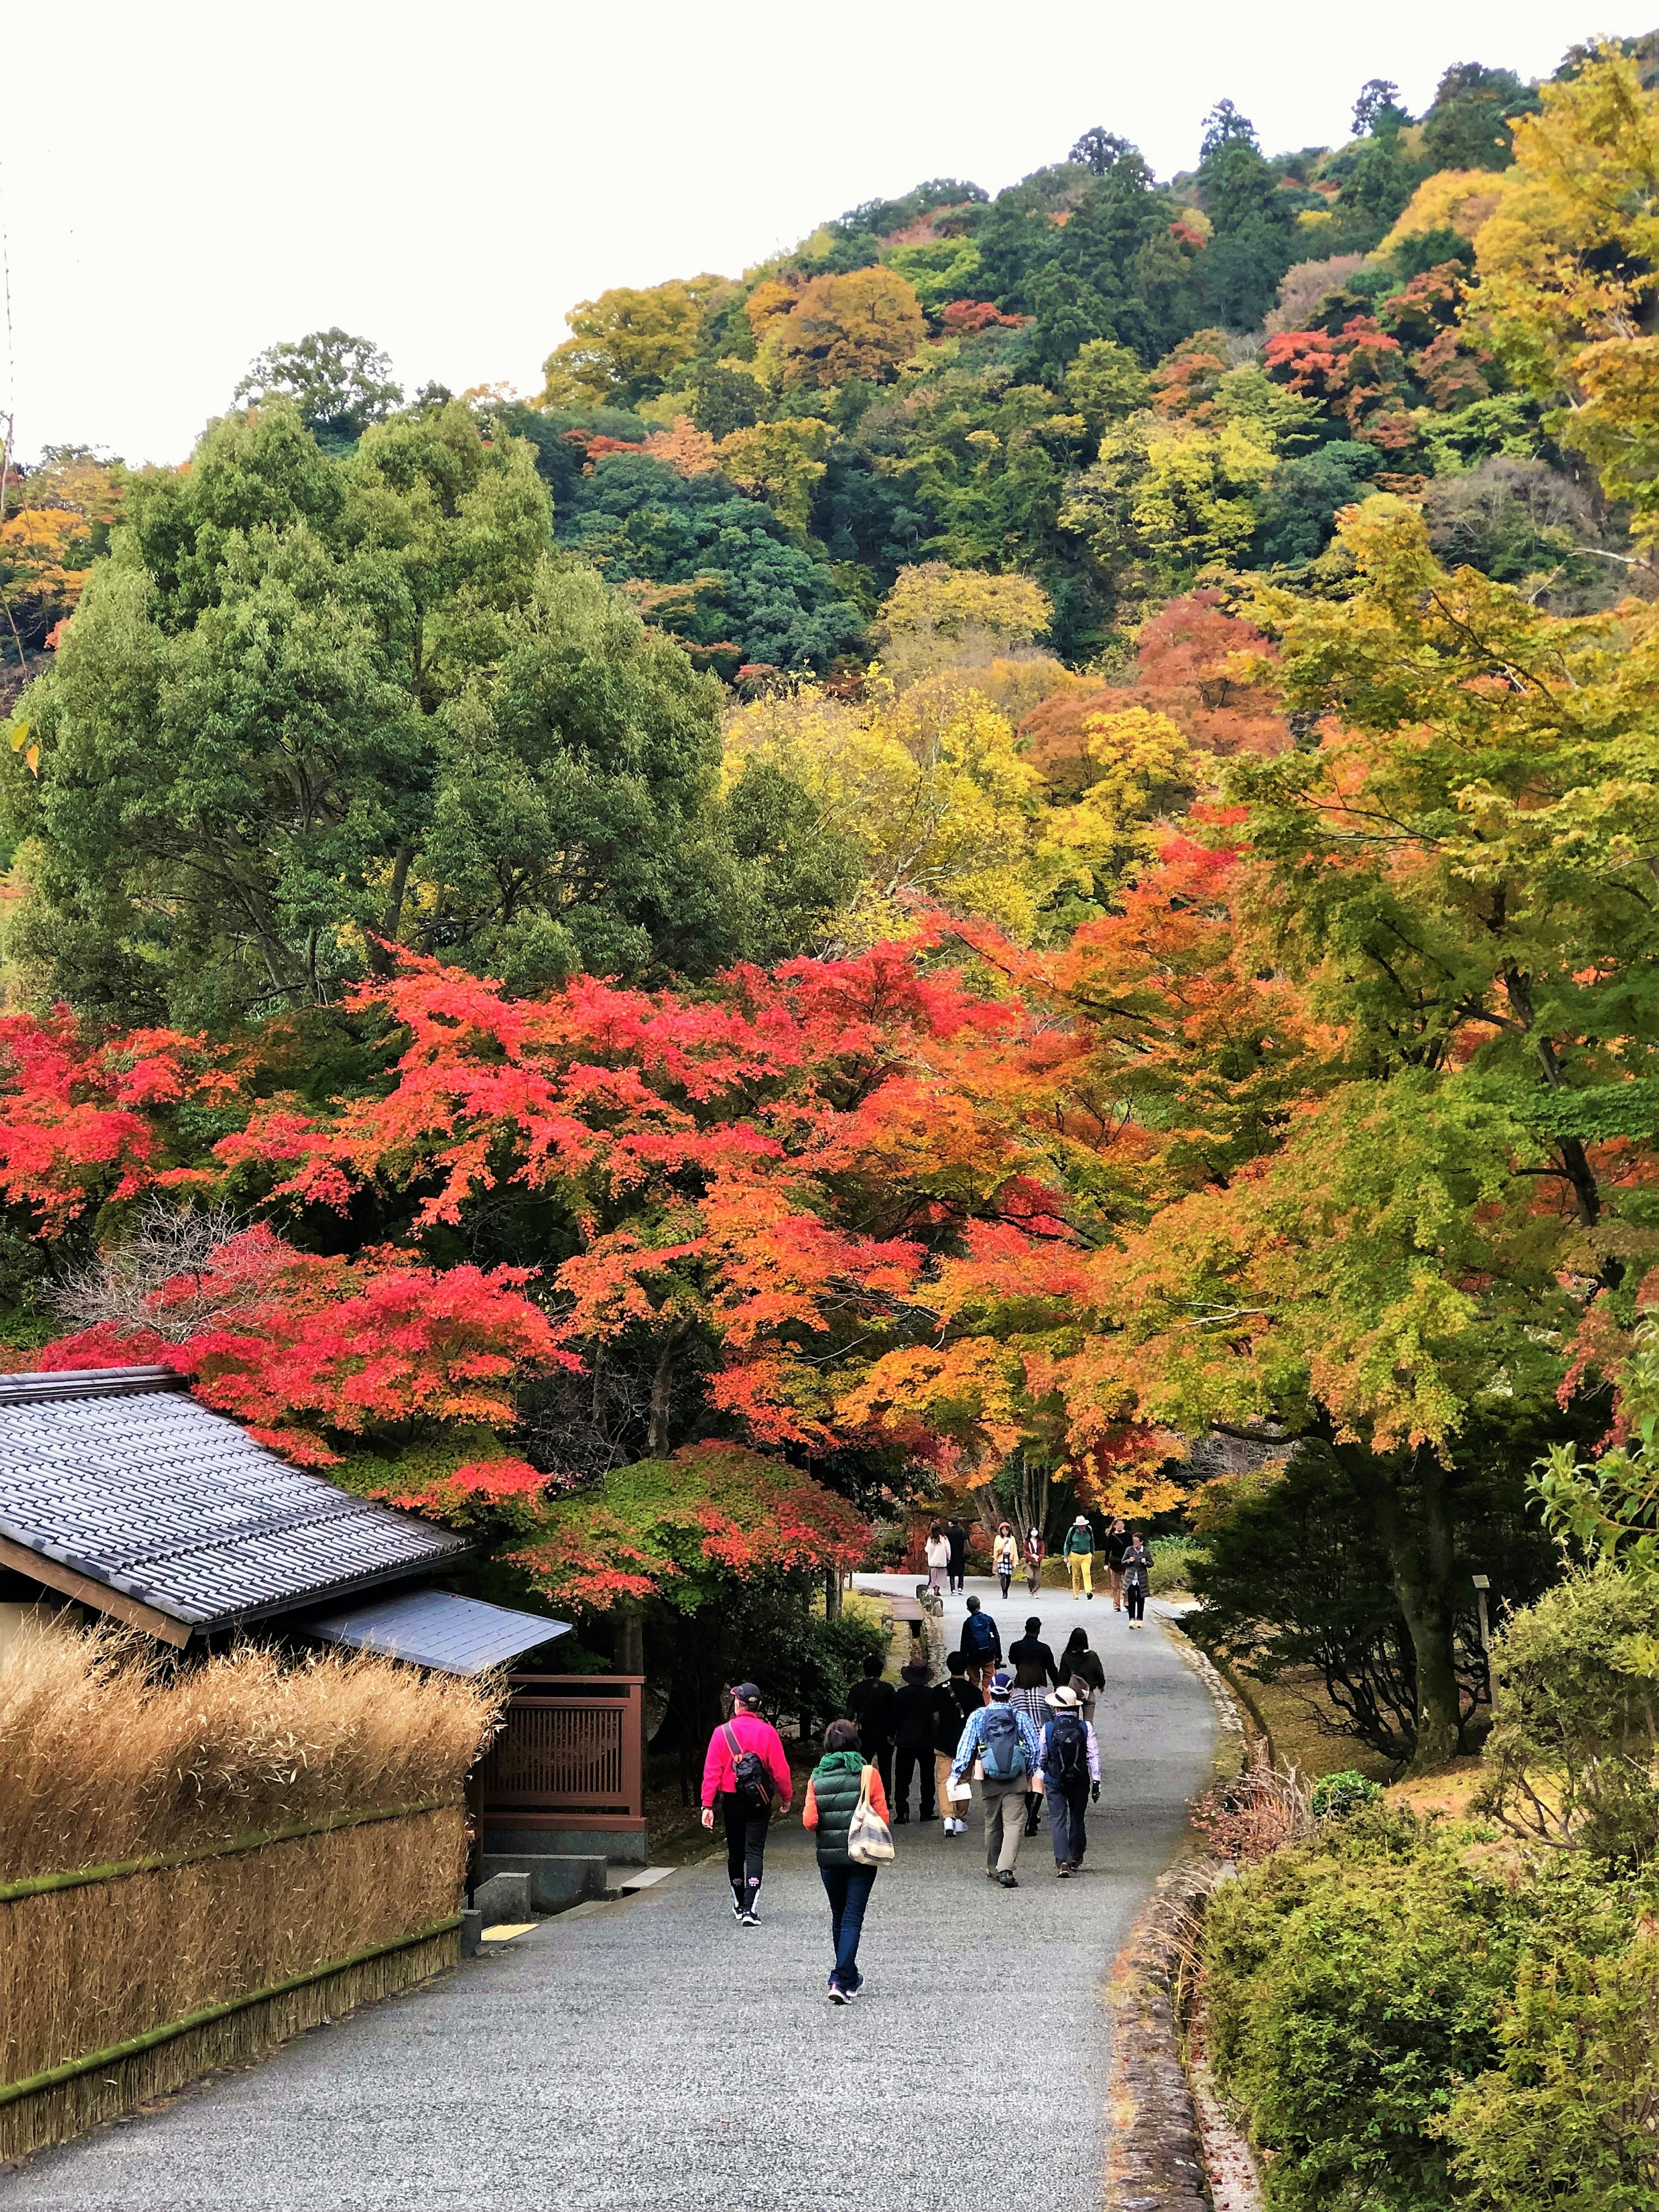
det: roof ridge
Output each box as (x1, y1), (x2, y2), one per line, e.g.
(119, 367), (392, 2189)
(0, 1367), (186, 1405)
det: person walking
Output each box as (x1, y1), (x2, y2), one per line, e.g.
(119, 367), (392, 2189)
(1103, 1517), (1131, 1612)
(932, 1653), (982, 1834)
(847, 1653), (898, 1800)
(1024, 1525), (1044, 1596)
(1007, 1615), (1061, 1834)
(950, 1669), (1042, 1887)
(890, 1659), (938, 1823)
(992, 1521), (1017, 1598)
(1123, 1531), (1152, 1625)
(959, 1593), (1002, 1689)
(924, 1522), (950, 1594)
(802, 1718), (889, 2002)
(946, 1517), (969, 1595)
(1062, 1515), (1096, 1599)
(1059, 1624), (1106, 1719)
(700, 1681), (793, 1924)
(1037, 1685), (1100, 1876)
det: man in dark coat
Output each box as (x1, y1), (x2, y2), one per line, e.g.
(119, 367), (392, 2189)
(846, 1652), (898, 1802)
(932, 1652), (983, 1834)
(946, 1517), (969, 1594)
(890, 1659), (939, 1822)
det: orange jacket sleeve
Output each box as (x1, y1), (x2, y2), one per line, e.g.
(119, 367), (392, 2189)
(802, 1777), (819, 1828)
(867, 1768), (890, 1821)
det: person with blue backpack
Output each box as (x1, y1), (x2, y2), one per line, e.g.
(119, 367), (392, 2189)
(950, 1668), (1042, 1886)
(1036, 1684), (1100, 1876)
(958, 1593), (1002, 1689)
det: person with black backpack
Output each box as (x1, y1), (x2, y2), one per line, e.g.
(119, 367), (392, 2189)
(949, 1668), (1041, 1886)
(958, 1593), (1002, 1689)
(700, 1682), (793, 1925)
(1037, 1684), (1100, 1875)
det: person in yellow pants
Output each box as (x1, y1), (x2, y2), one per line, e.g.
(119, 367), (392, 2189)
(1063, 1516), (1095, 1599)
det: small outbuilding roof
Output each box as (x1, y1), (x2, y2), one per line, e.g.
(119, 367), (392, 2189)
(307, 1589), (570, 1675)
(0, 1365), (467, 1643)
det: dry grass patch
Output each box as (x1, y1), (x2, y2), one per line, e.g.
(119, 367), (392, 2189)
(0, 1621), (502, 1881)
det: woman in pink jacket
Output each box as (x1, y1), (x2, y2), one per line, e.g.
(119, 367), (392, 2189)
(700, 1682), (793, 1925)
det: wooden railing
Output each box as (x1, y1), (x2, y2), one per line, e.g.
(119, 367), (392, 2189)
(477, 1675), (644, 1834)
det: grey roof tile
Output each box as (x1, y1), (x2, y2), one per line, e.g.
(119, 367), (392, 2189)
(0, 1367), (467, 1630)
(307, 1589), (569, 1675)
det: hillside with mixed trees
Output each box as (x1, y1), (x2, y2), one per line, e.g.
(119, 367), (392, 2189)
(7, 42), (1659, 2187)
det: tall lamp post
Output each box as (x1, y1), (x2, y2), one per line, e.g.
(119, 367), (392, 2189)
(1471, 1573), (1491, 1654)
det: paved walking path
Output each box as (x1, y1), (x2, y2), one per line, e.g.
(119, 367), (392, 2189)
(1, 1576), (1217, 2212)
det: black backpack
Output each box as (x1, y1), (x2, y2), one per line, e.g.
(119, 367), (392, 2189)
(965, 1610), (997, 1655)
(1048, 1711), (1089, 1787)
(723, 1723), (772, 1812)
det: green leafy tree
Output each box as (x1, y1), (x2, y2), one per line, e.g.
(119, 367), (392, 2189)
(233, 329), (404, 444)
(3, 404), (796, 1020)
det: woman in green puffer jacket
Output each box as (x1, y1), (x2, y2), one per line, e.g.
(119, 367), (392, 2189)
(802, 1719), (890, 2003)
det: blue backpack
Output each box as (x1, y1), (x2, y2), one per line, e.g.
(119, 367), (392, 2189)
(965, 1610), (997, 1655)
(979, 1705), (1027, 1782)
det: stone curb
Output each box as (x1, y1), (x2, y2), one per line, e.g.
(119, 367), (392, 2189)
(1102, 1615), (1255, 2212)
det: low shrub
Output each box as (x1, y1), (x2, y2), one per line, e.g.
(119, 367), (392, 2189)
(1311, 1770), (1383, 1820)
(1150, 1535), (1205, 1594)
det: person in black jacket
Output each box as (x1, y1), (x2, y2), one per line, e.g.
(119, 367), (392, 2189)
(890, 1660), (938, 1823)
(846, 1653), (898, 1802)
(932, 1653), (983, 1834)
(1007, 1618), (1060, 1836)
(1103, 1516), (1131, 1611)
(958, 1593), (1002, 1688)
(945, 1517), (969, 1594)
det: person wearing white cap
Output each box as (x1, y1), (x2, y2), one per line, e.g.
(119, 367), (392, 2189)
(1062, 1515), (1096, 1599)
(1036, 1685), (1100, 1875)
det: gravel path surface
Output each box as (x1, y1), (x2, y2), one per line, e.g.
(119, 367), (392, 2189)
(1, 1577), (1216, 2212)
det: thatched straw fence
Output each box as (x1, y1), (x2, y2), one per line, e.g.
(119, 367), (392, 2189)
(0, 1625), (501, 2160)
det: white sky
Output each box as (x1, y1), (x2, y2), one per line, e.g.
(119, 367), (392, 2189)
(4, 0), (1648, 466)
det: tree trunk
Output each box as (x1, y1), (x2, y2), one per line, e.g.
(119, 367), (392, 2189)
(1338, 1435), (1463, 1773)
(824, 1564), (842, 1621)
(613, 1600), (645, 1678)
(647, 1322), (687, 1458)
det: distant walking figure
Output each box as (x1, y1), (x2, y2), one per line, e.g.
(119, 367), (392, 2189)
(959, 1593), (1002, 1690)
(1123, 1532), (1152, 1625)
(891, 1659), (939, 1823)
(924, 1522), (950, 1593)
(993, 1521), (1017, 1599)
(946, 1517), (969, 1595)
(700, 1682), (793, 1925)
(950, 1669), (1041, 1887)
(1007, 1615), (1060, 1837)
(1063, 1516), (1096, 1599)
(1024, 1526), (1044, 1596)
(1103, 1517), (1130, 1611)
(1060, 1625), (1106, 1721)
(803, 1719), (890, 2002)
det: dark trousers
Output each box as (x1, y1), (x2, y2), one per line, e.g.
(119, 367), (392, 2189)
(948, 1559), (965, 1592)
(893, 1743), (935, 1820)
(1050, 1780), (1089, 1866)
(820, 1862), (877, 1991)
(860, 1736), (894, 1804)
(722, 1794), (770, 1909)
(1126, 1582), (1147, 1621)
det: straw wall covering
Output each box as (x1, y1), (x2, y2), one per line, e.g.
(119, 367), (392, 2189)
(0, 1802), (466, 2161)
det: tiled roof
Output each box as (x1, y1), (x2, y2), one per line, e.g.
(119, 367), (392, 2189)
(0, 1367), (467, 1632)
(308, 1589), (569, 1675)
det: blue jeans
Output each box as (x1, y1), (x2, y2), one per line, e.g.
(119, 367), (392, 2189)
(820, 1862), (877, 1990)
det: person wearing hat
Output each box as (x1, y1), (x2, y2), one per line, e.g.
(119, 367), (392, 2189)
(949, 1668), (1042, 1886)
(890, 1659), (940, 1823)
(1037, 1684), (1101, 1875)
(1062, 1514), (1096, 1599)
(701, 1682), (793, 1925)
